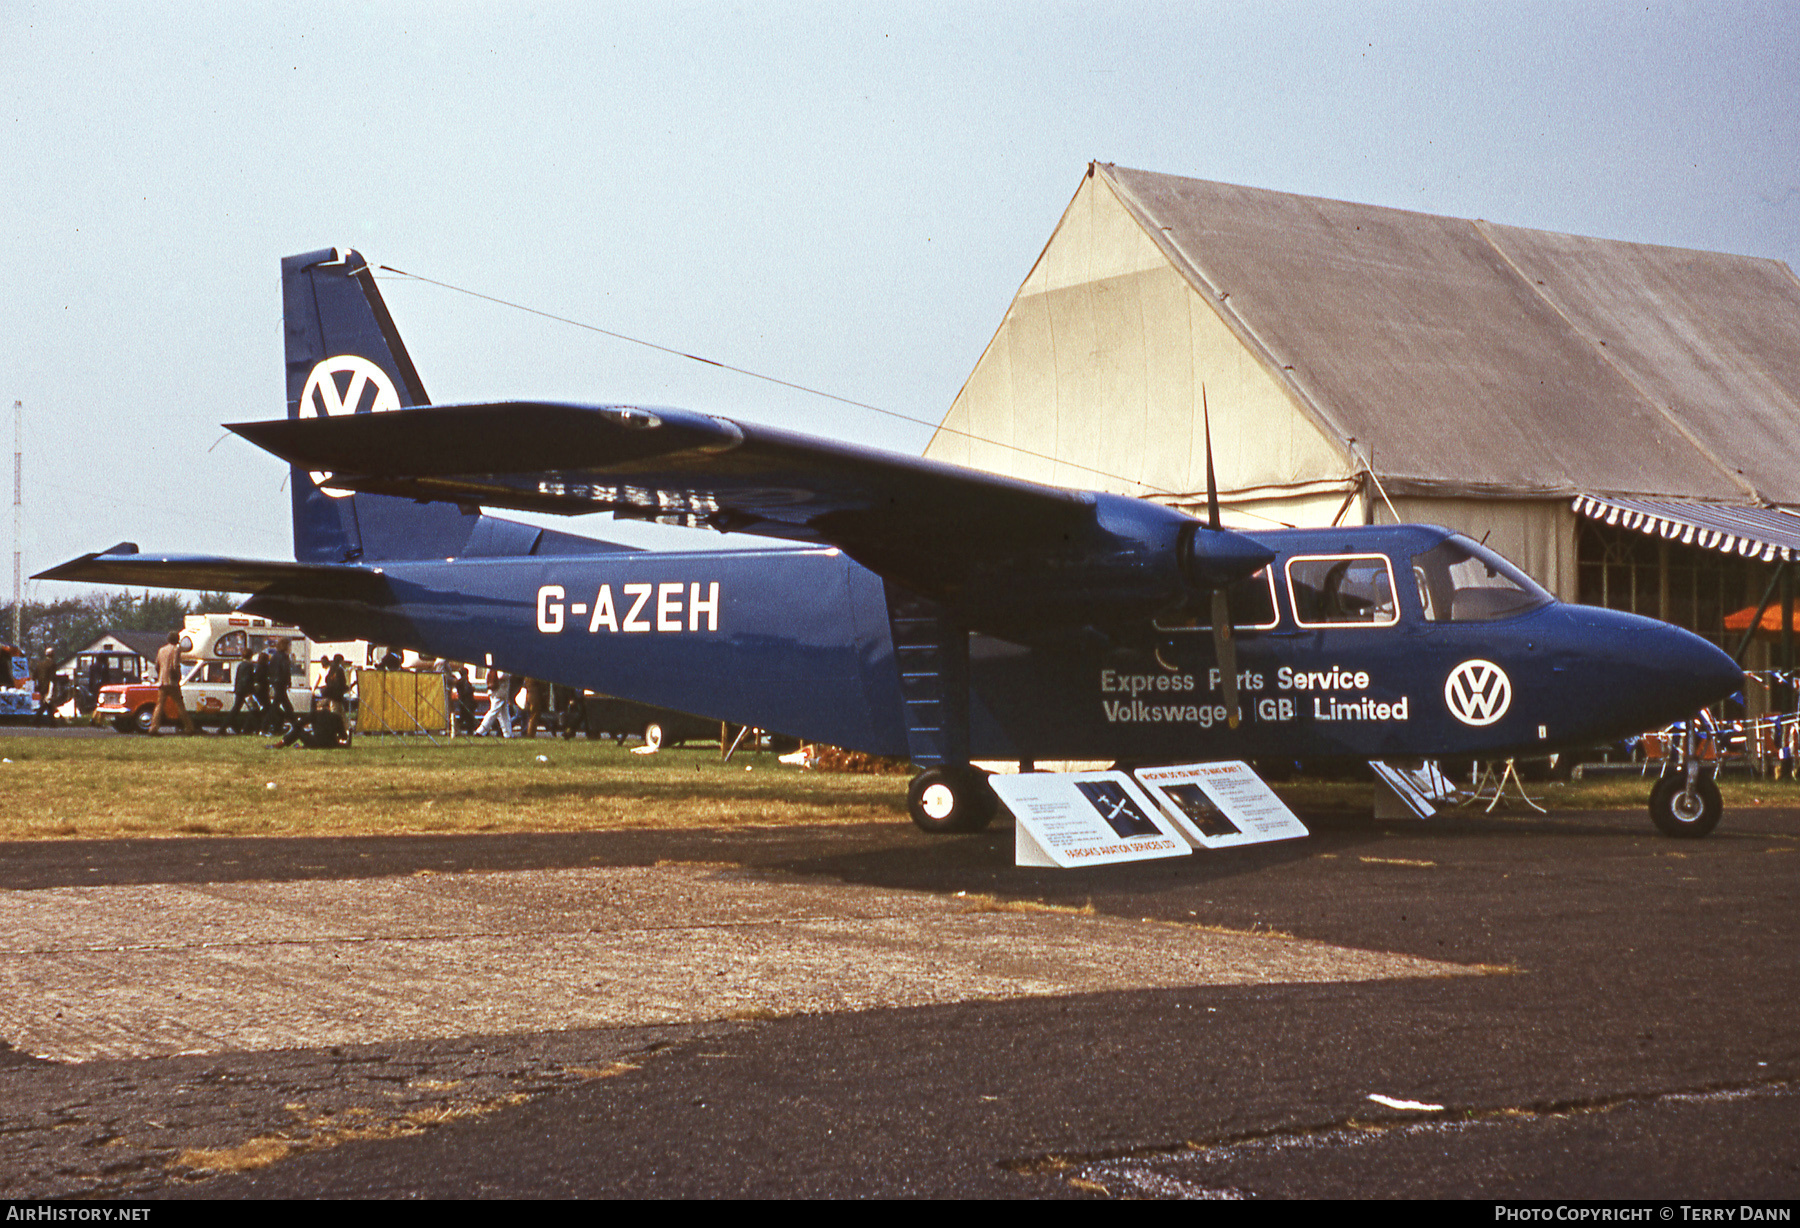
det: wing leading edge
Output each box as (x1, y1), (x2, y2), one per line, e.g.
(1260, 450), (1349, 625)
(228, 402), (1112, 600)
(34, 546), (389, 600)
(227, 401), (1277, 634)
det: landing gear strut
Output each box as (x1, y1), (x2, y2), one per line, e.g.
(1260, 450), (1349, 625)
(907, 766), (998, 835)
(1649, 717), (1722, 839)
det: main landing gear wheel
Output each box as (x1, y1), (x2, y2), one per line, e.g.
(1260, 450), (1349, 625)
(642, 722), (665, 751)
(1649, 773), (1722, 839)
(907, 767), (997, 835)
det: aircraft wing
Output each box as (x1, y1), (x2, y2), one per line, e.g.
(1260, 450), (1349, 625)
(33, 547), (389, 599)
(228, 402), (1103, 582)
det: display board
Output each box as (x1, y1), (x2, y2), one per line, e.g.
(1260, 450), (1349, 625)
(990, 770), (1192, 868)
(1131, 761), (1310, 849)
(1368, 759), (1458, 819)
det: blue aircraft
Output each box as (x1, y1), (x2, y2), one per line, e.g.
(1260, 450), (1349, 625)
(39, 248), (1744, 838)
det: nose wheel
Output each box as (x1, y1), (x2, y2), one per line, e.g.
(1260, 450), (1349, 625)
(907, 766), (998, 834)
(1649, 771), (1721, 839)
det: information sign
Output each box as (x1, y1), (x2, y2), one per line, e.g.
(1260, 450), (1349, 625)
(990, 770), (1192, 868)
(1131, 761), (1309, 849)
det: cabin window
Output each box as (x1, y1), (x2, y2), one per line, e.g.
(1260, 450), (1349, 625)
(1287, 554), (1399, 627)
(1154, 567), (1280, 632)
(1412, 538), (1551, 622)
(215, 631), (248, 659)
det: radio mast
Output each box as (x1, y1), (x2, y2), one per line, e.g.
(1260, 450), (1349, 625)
(11, 400), (19, 650)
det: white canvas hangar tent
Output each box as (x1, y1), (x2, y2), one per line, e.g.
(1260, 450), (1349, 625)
(926, 163), (1800, 659)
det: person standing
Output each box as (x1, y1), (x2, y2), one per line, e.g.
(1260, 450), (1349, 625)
(30, 648), (58, 726)
(226, 650), (261, 734)
(450, 667), (477, 734)
(319, 653), (352, 746)
(265, 638), (297, 737)
(522, 676), (549, 738)
(475, 669), (515, 737)
(147, 631), (198, 735)
(251, 647), (276, 733)
(87, 654), (110, 712)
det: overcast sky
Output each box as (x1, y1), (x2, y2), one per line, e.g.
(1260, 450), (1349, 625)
(5, 0), (1798, 593)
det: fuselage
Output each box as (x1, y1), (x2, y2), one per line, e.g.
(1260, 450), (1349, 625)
(244, 523), (1742, 765)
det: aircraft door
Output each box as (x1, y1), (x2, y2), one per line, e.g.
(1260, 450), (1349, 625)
(1276, 553), (1422, 756)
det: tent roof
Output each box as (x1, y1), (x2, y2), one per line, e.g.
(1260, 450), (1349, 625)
(1574, 494), (1800, 563)
(1099, 164), (1800, 506)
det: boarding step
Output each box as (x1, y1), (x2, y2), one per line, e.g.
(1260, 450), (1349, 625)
(884, 583), (970, 767)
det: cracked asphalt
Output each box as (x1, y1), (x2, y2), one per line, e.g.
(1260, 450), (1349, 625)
(2, 801), (1797, 1199)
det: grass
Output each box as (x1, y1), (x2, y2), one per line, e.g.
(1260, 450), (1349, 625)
(172, 1093), (532, 1176)
(0, 734), (909, 841)
(5, 733), (1800, 842)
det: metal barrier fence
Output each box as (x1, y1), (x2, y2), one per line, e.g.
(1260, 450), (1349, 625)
(355, 669), (450, 737)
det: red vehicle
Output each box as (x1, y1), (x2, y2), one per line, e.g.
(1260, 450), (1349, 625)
(95, 614), (314, 732)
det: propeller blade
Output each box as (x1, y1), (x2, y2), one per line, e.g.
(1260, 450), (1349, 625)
(1212, 587), (1239, 729)
(1185, 385), (1273, 588)
(1204, 386), (1220, 532)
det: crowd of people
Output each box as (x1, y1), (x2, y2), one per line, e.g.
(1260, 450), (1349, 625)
(141, 632), (349, 747)
(454, 668), (584, 738)
(22, 631), (590, 748)
(50, 631), (348, 748)
(265, 650), (353, 749)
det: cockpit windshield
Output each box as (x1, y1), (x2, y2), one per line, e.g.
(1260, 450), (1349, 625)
(1411, 536), (1552, 622)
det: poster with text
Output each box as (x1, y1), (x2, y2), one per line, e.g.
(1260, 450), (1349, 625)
(990, 770), (1192, 868)
(1132, 761), (1309, 849)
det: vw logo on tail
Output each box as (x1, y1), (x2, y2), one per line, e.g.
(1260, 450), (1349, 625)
(298, 356), (401, 497)
(1444, 659), (1512, 726)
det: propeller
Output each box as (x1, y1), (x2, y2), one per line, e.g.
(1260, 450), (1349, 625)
(1203, 389), (1240, 729)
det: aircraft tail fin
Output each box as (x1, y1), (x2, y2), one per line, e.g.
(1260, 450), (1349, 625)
(283, 247), (484, 563)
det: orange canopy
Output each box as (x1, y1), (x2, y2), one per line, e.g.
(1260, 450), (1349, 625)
(1724, 603), (1800, 634)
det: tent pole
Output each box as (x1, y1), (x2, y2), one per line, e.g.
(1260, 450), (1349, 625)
(1732, 561), (1787, 666)
(1784, 564), (1795, 694)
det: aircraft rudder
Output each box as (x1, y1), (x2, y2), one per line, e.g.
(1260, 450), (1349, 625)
(283, 247), (428, 414)
(281, 246), (477, 563)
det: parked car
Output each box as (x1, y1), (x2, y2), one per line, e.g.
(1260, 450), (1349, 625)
(577, 694), (719, 748)
(95, 614), (315, 732)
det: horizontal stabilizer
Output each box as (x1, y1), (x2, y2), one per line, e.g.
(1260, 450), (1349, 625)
(34, 550), (389, 599)
(232, 402), (743, 480)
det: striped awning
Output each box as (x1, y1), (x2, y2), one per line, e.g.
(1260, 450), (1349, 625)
(1573, 495), (1800, 562)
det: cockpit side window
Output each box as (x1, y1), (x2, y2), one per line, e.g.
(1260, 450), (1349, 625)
(1287, 554), (1399, 627)
(1155, 567), (1280, 632)
(1411, 537), (1552, 622)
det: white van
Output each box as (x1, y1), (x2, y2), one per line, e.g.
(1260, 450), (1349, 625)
(95, 614), (316, 732)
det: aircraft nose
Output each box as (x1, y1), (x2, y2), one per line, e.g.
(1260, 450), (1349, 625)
(1654, 622), (1743, 710)
(1561, 606), (1743, 735)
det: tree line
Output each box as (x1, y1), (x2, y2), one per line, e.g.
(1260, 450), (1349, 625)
(2, 591), (243, 665)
